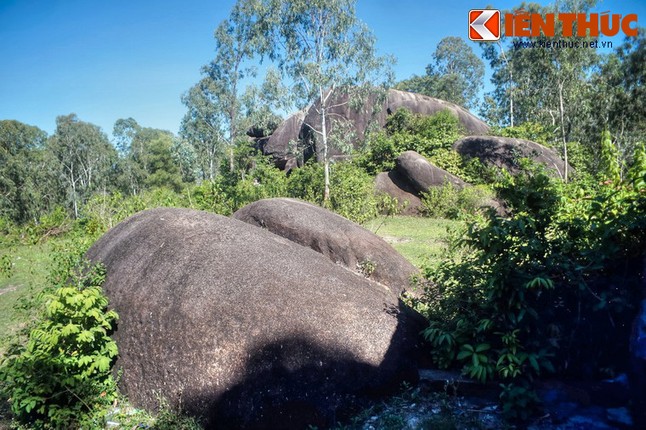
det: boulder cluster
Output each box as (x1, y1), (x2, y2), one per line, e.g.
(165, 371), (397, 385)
(254, 89), (490, 170)
(255, 88), (570, 216)
(87, 202), (425, 429)
(85, 90), (611, 429)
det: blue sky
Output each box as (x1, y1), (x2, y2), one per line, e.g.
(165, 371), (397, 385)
(1, 0), (643, 139)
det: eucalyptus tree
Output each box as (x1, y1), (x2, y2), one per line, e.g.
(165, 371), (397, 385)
(0, 120), (56, 223)
(261, 0), (393, 200)
(183, 0), (273, 177)
(588, 32), (646, 174)
(49, 114), (116, 218)
(397, 36), (484, 110)
(481, 1), (600, 181)
(180, 80), (226, 181)
(240, 67), (292, 138)
(113, 117), (185, 194)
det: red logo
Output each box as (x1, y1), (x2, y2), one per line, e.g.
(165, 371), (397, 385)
(469, 9), (501, 41)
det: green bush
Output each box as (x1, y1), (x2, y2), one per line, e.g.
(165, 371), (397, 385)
(385, 109), (463, 154)
(77, 188), (190, 237)
(419, 157), (646, 421)
(355, 131), (397, 175)
(230, 155), (288, 210)
(328, 162), (379, 224)
(495, 121), (551, 147)
(287, 161), (325, 204)
(287, 161), (380, 224)
(190, 178), (235, 216)
(1, 244), (119, 429)
(421, 183), (494, 220)
(357, 109), (465, 175)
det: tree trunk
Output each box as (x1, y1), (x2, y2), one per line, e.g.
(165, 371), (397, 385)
(320, 86), (330, 202)
(558, 81), (568, 183)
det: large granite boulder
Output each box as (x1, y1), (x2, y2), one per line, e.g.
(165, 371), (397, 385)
(260, 88), (489, 168)
(396, 151), (468, 194)
(262, 110), (307, 171)
(232, 198), (419, 295)
(374, 171), (423, 216)
(86, 208), (424, 429)
(386, 90), (489, 135)
(453, 136), (572, 178)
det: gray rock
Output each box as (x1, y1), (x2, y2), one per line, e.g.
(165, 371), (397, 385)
(86, 208), (424, 429)
(453, 136), (572, 179)
(263, 89), (489, 169)
(374, 171), (423, 216)
(232, 198), (419, 296)
(261, 110), (307, 170)
(396, 151), (468, 194)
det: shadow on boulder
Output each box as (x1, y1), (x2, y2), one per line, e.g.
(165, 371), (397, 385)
(194, 300), (422, 430)
(86, 208), (425, 430)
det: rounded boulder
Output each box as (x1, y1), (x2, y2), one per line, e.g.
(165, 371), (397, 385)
(453, 135), (572, 178)
(375, 171), (423, 216)
(86, 208), (423, 429)
(396, 150), (467, 194)
(232, 198), (419, 295)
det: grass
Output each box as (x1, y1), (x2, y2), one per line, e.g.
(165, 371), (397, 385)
(0, 242), (53, 355)
(363, 216), (462, 269)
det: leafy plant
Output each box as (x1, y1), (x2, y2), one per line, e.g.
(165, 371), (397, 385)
(328, 162), (379, 224)
(357, 108), (465, 175)
(421, 183), (494, 220)
(1, 250), (118, 428)
(419, 153), (646, 421)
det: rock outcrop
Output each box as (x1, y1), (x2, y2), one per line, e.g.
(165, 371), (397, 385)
(86, 208), (424, 429)
(258, 89), (489, 169)
(262, 110), (307, 171)
(453, 136), (572, 179)
(233, 198), (419, 295)
(374, 150), (502, 216)
(396, 150), (467, 193)
(374, 171), (423, 216)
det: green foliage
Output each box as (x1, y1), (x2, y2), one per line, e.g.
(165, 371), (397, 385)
(599, 130), (621, 183)
(419, 154), (646, 420)
(385, 109), (463, 156)
(287, 161), (380, 224)
(355, 132), (397, 175)
(499, 381), (540, 421)
(357, 109), (467, 179)
(0, 120), (56, 224)
(421, 184), (494, 220)
(628, 143), (646, 188)
(287, 161), (325, 204)
(78, 188), (190, 237)
(225, 151), (289, 211)
(0, 248), (118, 428)
(427, 148), (464, 179)
(328, 162), (379, 224)
(495, 122), (551, 147)
(191, 179), (235, 216)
